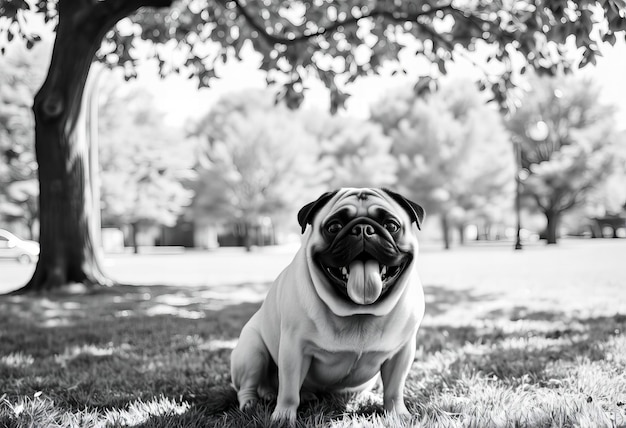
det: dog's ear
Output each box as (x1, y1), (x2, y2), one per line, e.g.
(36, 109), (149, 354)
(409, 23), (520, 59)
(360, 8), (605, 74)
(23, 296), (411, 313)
(297, 190), (338, 233)
(381, 188), (425, 230)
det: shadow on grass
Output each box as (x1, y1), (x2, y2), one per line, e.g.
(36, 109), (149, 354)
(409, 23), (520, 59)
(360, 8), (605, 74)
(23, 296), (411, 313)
(0, 283), (266, 411)
(0, 283), (624, 427)
(423, 284), (499, 317)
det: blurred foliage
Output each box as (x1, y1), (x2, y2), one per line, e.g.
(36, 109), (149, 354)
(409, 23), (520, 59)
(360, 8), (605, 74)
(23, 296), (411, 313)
(506, 74), (620, 243)
(1, 0), (625, 249)
(189, 90), (321, 246)
(1, 0), (625, 112)
(371, 79), (515, 246)
(188, 81), (518, 248)
(98, 74), (194, 231)
(306, 113), (397, 189)
(585, 131), (626, 217)
(0, 46), (47, 239)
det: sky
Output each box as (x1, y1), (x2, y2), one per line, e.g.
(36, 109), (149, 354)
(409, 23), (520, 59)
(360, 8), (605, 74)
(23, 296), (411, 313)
(133, 38), (626, 129)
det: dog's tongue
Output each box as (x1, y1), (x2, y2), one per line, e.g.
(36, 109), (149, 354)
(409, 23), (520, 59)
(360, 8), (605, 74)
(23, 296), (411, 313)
(347, 260), (383, 305)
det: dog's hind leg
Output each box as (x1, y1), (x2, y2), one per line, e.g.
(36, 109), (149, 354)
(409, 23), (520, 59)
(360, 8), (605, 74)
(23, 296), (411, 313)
(230, 323), (270, 410)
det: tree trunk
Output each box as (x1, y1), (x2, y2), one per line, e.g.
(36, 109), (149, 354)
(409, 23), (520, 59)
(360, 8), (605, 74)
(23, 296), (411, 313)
(26, 216), (36, 241)
(17, 0), (173, 293)
(458, 224), (465, 245)
(131, 222), (140, 254)
(476, 225), (483, 241)
(545, 210), (560, 245)
(441, 214), (450, 250)
(243, 221), (253, 252)
(590, 224), (600, 238)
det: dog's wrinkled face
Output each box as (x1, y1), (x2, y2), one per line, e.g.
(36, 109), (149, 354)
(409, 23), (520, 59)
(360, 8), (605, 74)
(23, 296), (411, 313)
(299, 188), (424, 316)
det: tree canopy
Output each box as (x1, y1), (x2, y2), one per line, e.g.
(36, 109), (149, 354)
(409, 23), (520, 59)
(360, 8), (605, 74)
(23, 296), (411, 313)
(3, 0), (626, 110)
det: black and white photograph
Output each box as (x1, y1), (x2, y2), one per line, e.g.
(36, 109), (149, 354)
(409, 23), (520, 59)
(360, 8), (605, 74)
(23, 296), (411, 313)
(1, 1), (625, 426)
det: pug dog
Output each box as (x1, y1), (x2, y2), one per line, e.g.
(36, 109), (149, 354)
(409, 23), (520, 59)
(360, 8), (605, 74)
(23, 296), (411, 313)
(230, 188), (425, 423)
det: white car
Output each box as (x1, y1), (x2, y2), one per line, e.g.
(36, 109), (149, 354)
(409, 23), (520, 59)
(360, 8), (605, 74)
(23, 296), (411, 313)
(0, 229), (40, 263)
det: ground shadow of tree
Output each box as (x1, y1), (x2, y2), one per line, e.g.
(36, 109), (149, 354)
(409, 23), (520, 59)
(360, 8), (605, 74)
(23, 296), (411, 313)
(0, 283), (266, 412)
(0, 283), (624, 427)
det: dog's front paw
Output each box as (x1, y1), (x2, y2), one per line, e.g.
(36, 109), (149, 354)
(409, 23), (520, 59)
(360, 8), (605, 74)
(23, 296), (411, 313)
(384, 399), (410, 417)
(270, 406), (297, 427)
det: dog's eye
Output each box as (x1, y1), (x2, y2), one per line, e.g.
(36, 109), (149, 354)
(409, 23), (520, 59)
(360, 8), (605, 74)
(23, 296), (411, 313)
(383, 221), (400, 233)
(326, 222), (343, 234)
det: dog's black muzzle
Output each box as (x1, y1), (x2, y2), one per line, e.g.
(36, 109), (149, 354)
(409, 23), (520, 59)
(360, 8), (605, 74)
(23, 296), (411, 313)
(316, 217), (408, 268)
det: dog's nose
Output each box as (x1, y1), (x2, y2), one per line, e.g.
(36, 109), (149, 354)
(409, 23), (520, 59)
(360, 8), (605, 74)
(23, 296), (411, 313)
(351, 224), (375, 237)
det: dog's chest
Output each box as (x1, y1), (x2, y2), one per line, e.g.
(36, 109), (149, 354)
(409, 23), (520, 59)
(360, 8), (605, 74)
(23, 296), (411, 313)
(304, 345), (390, 390)
(302, 316), (413, 390)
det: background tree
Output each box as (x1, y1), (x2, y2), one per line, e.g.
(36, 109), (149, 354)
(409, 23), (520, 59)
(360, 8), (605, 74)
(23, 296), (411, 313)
(0, 0), (624, 290)
(190, 91), (318, 250)
(98, 79), (194, 253)
(585, 130), (626, 221)
(0, 47), (47, 239)
(372, 79), (514, 249)
(306, 114), (397, 189)
(506, 75), (619, 244)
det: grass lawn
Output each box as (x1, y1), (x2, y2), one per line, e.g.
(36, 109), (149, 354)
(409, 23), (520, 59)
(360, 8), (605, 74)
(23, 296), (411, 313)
(0, 239), (625, 427)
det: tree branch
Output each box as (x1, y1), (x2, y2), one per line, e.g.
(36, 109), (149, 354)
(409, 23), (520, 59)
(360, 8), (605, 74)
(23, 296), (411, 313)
(90, 0), (174, 33)
(558, 182), (594, 213)
(225, 0), (457, 46)
(532, 193), (548, 212)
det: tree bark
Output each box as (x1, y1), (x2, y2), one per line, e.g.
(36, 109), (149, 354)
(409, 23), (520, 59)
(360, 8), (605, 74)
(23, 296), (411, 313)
(544, 210), (560, 245)
(17, 0), (173, 293)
